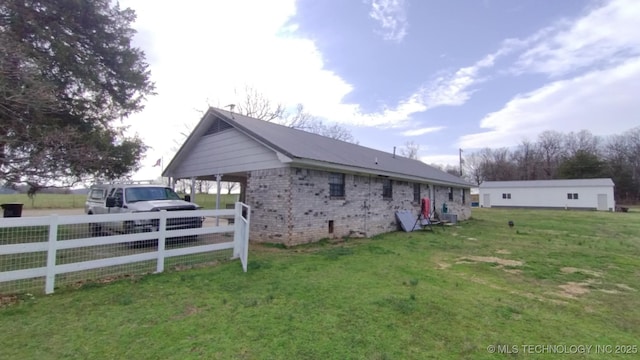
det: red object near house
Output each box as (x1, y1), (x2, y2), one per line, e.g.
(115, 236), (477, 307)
(421, 198), (430, 219)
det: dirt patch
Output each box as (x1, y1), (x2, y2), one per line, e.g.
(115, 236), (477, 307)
(466, 237), (478, 241)
(560, 267), (603, 277)
(172, 260), (220, 272)
(496, 249), (511, 254)
(436, 262), (451, 270)
(503, 269), (522, 275)
(457, 256), (523, 267)
(615, 283), (636, 291)
(0, 294), (19, 307)
(599, 289), (620, 294)
(557, 280), (596, 298)
(172, 304), (203, 320)
(465, 274), (567, 305)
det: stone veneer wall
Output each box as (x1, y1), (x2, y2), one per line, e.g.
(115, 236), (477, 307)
(246, 166), (470, 245)
(245, 168), (292, 243)
(431, 185), (471, 221)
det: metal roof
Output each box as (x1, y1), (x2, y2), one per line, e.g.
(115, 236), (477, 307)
(480, 179), (614, 188)
(166, 107), (472, 188)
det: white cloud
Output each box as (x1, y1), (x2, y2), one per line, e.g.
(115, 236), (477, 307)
(514, 0), (640, 77)
(420, 154), (460, 168)
(401, 126), (445, 136)
(368, 0), (408, 42)
(321, 49), (511, 128)
(459, 57), (640, 149)
(448, 0), (640, 150)
(117, 0), (359, 178)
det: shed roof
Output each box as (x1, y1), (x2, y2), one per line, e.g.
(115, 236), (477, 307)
(166, 107), (472, 188)
(480, 179), (614, 189)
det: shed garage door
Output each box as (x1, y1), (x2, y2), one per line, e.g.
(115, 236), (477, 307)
(597, 194), (608, 211)
(483, 194), (491, 208)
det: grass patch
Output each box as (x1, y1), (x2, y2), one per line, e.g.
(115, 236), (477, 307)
(1, 208), (639, 359)
(0, 194), (86, 209)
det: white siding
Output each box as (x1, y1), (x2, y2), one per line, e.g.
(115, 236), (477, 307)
(479, 184), (615, 211)
(173, 128), (285, 177)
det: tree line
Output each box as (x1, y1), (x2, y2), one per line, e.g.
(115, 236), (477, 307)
(461, 128), (640, 203)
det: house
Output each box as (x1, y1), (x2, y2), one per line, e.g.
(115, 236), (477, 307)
(164, 107), (472, 245)
(479, 179), (615, 211)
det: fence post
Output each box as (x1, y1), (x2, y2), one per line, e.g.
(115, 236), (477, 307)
(242, 204), (250, 272)
(45, 215), (59, 294)
(233, 202), (242, 259)
(156, 210), (167, 273)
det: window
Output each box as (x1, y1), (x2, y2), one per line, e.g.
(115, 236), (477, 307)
(448, 187), (454, 201)
(502, 193), (511, 199)
(413, 183), (421, 202)
(382, 179), (393, 199)
(89, 189), (105, 200)
(567, 193), (579, 200)
(461, 189), (466, 204)
(125, 187), (181, 202)
(329, 173), (345, 197)
(113, 188), (124, 206)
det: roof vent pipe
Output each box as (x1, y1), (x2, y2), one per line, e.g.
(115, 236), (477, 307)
(393, 146), (396, 158)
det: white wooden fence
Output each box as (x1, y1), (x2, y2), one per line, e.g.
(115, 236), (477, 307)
(0, 203), (250, 294)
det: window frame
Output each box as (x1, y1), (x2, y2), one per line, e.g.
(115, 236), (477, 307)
(89, 189), (105, 200)
(448, 187), (454, 201)
(413, 183), (421, 202)
(382, 179), (393, 199)
(329, 172), (345, 198)
(502, 193), (511, 199)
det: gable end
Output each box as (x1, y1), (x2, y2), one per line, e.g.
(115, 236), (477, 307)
(203, 117), (233, 136)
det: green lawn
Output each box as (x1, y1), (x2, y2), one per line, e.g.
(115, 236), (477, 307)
(1, 208), (639, 359)
(0, 193), (239, 210)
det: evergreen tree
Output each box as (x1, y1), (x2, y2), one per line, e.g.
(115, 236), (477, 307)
(0, 0), (154, 191)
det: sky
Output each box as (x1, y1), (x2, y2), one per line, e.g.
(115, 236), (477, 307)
(119, 0), (640, 181)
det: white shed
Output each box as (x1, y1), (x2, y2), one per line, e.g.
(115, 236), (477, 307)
(479, 179), (615, 211)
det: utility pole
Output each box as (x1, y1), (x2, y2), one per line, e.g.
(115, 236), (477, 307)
(459, 148), (463, 176)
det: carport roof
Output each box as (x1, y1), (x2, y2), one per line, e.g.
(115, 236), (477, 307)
(166, 107), (472, 188)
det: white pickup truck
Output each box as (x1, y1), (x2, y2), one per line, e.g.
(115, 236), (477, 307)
(85, 182), (203, 236)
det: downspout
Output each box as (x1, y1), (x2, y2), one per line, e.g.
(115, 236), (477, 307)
(364, 174), (371, 236)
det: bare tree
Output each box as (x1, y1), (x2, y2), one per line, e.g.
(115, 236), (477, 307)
(235, 85), (285, 122)
(563, 130), (601, 159)
(463, 152), (484, 185)
(511, 139), (542, 180)
(281, 104), (315, 129)
(477, 147), (516, 181)
(399, 141), (420, 159)
(537, 130), (564, 179)
(233, 87), (357, 143)
(224, 181), (239, 194)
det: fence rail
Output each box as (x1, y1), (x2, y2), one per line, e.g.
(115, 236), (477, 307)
(0, 203), (250, 294)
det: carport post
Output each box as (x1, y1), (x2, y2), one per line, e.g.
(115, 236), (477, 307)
(190, 177), (196, 203)
(215, 174), (222, 226)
